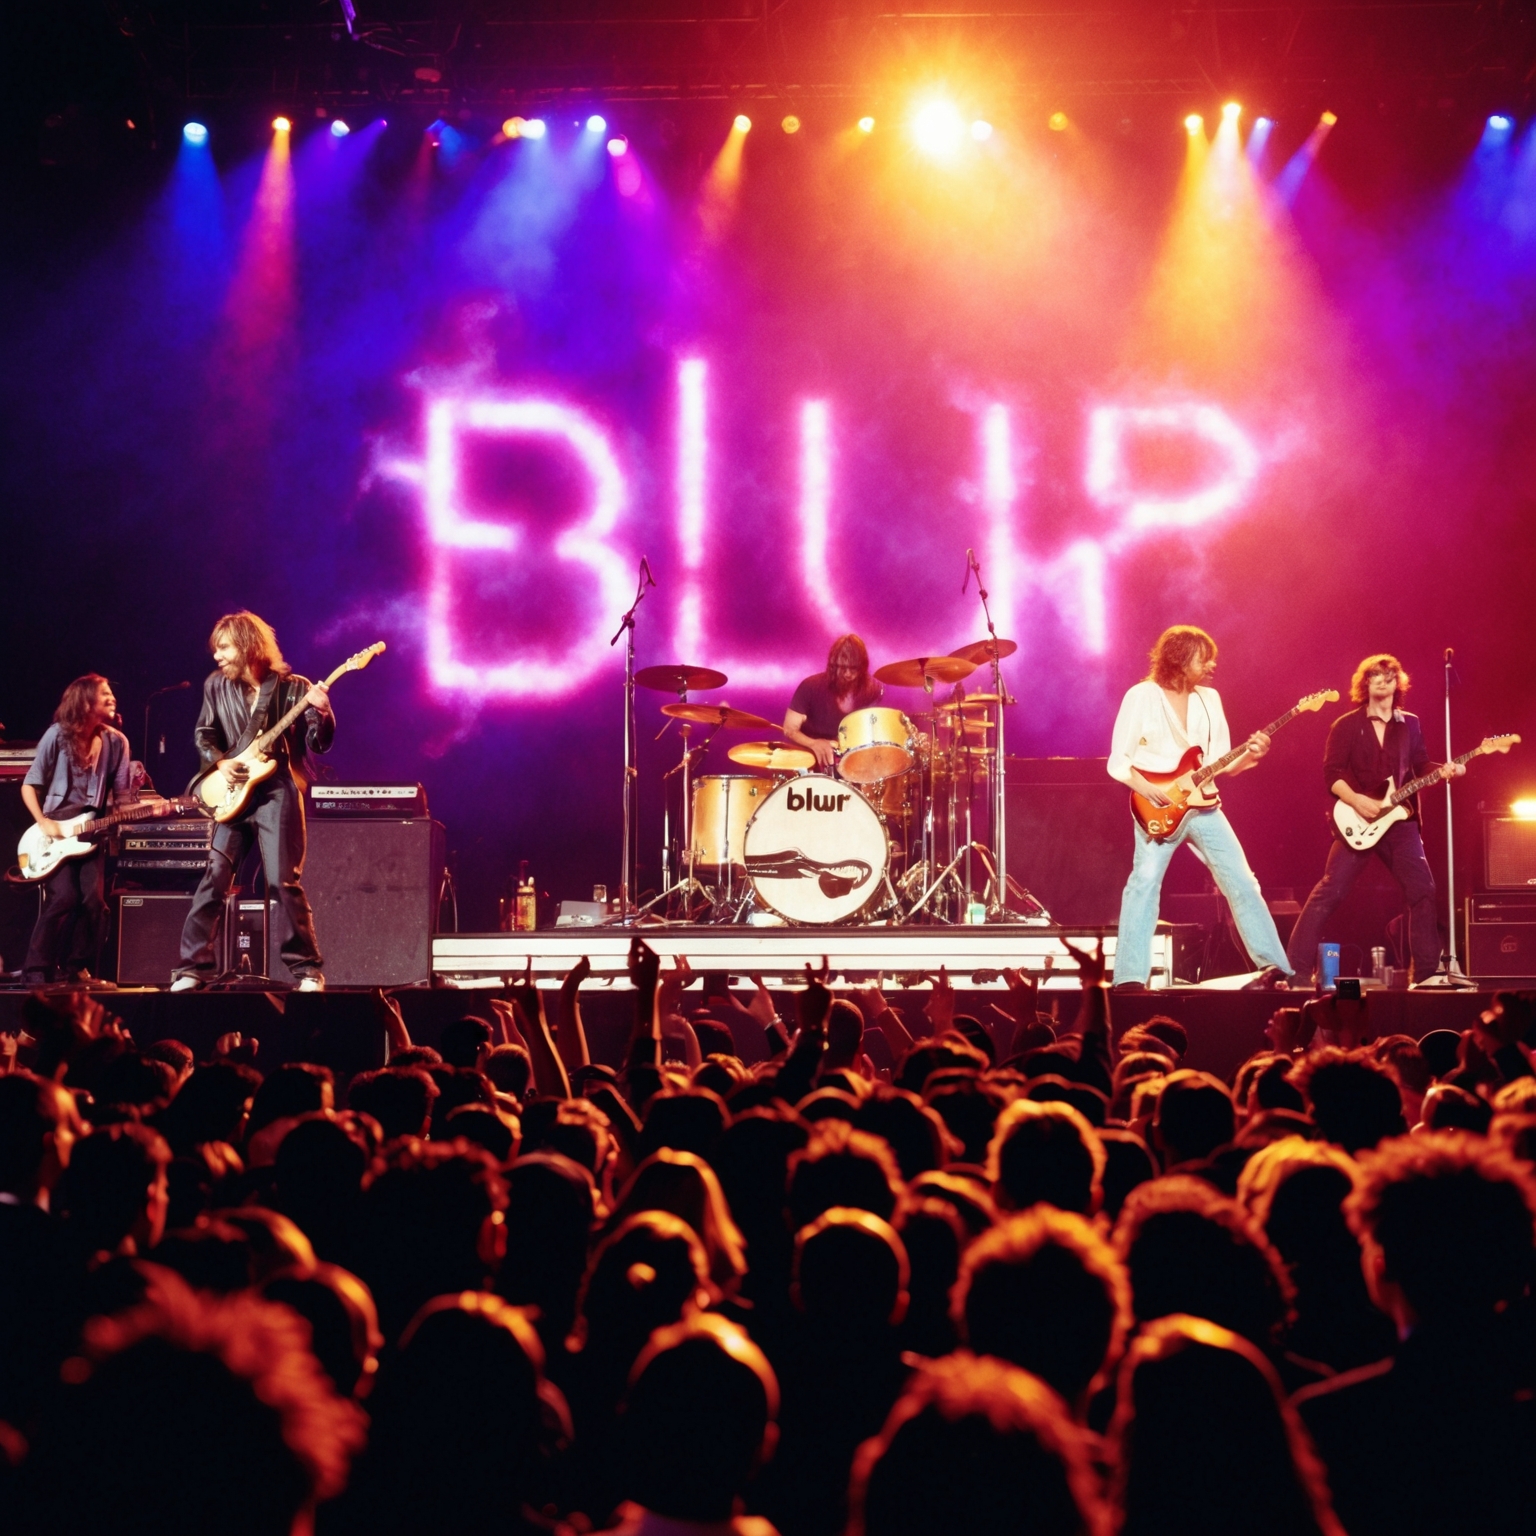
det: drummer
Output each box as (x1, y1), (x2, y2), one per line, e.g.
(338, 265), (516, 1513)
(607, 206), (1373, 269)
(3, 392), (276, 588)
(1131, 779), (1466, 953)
(782, 634), (883, 768)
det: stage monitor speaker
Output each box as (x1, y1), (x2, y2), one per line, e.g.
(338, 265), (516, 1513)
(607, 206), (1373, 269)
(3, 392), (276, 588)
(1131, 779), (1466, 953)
(118, 893), (196, 985)
(1004, 763), (1128, 927)
(269, 818), (445, 988)
(1485, 816), (1536, 890)
(1466, 896), (1536, 981)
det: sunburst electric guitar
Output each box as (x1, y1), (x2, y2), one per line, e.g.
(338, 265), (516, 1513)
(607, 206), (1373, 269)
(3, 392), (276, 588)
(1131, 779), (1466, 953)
(1333, 733), (1521, 851)
(190, 642), (386, 823)
(16, 797), (205, 882)
(1131, 689), (1340, 841)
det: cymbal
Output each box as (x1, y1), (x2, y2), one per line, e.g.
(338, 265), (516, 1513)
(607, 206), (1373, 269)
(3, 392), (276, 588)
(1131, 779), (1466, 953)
(661, 702), (776, 730)
(948, 719), (995, 733)
(936, 694), (1003, 714)
(874, 654), (977, 689)
(729, 741), (816, 772)
(636, 664), (728, 693)
(950, 638), (1018, 665)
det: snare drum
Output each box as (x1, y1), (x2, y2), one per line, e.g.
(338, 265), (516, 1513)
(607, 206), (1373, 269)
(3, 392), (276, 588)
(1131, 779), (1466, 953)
(690, 776), (774, 873)
(743, 773), (889, 924)
(836, 707), (916, 784)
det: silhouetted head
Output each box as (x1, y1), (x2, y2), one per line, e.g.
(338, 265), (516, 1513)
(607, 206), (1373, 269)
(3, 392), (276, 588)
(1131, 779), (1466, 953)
(1294, 1050), (1407, 1154)
(793, 1207), (909, 1328)
(1155, 1070), (1236, 1166)
(988, 1099), (1105, 1216)
(787, 1120), (905, 1229)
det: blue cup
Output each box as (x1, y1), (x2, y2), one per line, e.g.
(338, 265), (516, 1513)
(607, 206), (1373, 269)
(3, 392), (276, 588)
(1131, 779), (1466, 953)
(1318, 943), (1341, 991)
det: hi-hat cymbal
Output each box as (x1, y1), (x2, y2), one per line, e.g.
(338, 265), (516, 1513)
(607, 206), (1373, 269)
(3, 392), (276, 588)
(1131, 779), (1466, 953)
(729, 741), (816, 772)
(936, 693), (1003, 714)
(950, 638), (1018, 665)
(874, 654), (977, 689)
(636, 664), (728, 693)
(662, 702), (776, 730)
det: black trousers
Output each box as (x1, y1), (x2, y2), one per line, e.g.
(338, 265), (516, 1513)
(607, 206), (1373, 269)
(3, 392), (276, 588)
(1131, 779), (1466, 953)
(176, 777), (323, 979)
(1286, 818), (1443, 981)
(23, 847), (108, 980)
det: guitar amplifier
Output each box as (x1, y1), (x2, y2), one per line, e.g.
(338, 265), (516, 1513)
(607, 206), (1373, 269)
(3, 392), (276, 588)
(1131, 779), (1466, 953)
(310, 784), (428, 818)
(114, 815), (215, 874)
(1466, 895), (1536, 982)
(1484, 815), (1536, 889)
(0, 743), (37, 781)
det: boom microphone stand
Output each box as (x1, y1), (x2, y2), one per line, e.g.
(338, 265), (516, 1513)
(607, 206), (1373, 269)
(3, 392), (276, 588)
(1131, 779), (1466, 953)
(965, 549), (1021, 920)
(1418, 647), (1475, 988)
(610, 557), (656, 922)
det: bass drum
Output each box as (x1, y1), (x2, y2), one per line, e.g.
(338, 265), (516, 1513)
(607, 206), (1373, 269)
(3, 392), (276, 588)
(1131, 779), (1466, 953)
(690, 776), (775, 875)
(743, 773), (889, 924)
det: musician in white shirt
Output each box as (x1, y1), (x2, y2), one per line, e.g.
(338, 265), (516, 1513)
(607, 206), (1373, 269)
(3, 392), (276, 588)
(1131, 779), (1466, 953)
(1107, 626), (1292, 990)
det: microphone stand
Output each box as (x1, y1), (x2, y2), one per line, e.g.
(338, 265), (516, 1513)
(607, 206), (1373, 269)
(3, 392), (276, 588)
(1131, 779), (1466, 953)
(1418, 648), (1475, 988)
(142, 681), (191, 774)
(610, 559), (655, 923)
(966, 551), (1018, 920)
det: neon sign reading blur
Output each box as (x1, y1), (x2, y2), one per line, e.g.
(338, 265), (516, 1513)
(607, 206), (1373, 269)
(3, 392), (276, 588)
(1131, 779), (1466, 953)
(401, 358), (1269, 701)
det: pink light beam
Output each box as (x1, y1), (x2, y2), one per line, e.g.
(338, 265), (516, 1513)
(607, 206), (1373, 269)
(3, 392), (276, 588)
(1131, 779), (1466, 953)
(798, 400), (856, 636)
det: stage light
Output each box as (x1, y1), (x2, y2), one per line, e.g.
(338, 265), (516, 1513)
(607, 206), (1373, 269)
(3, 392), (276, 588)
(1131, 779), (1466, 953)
(1049, 111), (1069, 132)
(970, 118), (993, 141)
(503, 117), (525, 138)
(272, 116), (292, 134)
(522, 118), (547, 139)
(587, 114), (607, 134)
(1320, 110), (1338, 126)
(734, 114), (752, 133)
(1512, 799), (1536, 820)
(607, 136), (628, 157)
(912, 100), (964, 156)
(1184, 113), (1203, 134)
(858, 116), (875, 133)
(183, 121), (208, 145)
(1488, 113), (1514, 131)
(1222, 102), (1241, 122)
(330, 119), (350, 138)
(782, 115), (801, 134)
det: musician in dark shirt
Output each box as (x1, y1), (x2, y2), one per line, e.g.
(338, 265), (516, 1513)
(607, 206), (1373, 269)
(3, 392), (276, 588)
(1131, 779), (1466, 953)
(20, 675), (134, 985)
(1286, 655), (1462, 986)
(782, 634), (884, 768)
(170, 612), (334, 993)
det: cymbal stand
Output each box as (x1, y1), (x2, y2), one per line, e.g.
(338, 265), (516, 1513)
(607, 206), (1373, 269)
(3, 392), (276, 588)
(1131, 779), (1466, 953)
(609, 557), (656, 922)
(637, 714), (719, 921)
(965, 549), (1019, 919)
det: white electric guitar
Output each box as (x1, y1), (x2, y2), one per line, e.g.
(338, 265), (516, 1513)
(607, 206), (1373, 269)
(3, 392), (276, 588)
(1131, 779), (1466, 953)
(1332, 733), (1520, 851)
(16, 796), (205, 882)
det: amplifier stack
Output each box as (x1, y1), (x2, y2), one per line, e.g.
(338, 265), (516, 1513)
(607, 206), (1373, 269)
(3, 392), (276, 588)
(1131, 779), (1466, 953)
(112, 812), (216, 878)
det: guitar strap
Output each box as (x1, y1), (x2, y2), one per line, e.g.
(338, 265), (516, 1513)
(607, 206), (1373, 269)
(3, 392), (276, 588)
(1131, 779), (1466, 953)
(230, 673), (282, 756)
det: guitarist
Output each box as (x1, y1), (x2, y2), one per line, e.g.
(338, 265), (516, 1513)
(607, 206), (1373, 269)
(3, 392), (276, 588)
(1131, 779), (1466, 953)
(1285, 654), (1462, 987)
(1108, 625), (1293, 991)
(20, 675), (134, 985)
(170, 612), (334, 993)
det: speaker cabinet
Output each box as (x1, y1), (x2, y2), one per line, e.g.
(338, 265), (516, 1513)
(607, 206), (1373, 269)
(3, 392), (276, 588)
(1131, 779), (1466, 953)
(1467, 894), (1536, 981)
(1485, 816), (1536, 890)
(117, 892), (196, 985)
(0, 780), (41, 975)
(1003, 763), (1129, 926)
(269, 818), (444, 988)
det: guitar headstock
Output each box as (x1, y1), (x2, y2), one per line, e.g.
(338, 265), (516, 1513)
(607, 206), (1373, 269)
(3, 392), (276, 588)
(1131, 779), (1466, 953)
(1479, 734), (1521, 755)
(344, 641), (387, 672)
(1298, 689), (1341, 713)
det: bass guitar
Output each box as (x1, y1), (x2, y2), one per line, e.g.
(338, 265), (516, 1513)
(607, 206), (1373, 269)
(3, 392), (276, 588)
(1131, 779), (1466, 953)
(16, 797), (205, 882)
(1333, 733), (1521, 851)
(190, 642), (386, 824)
(1131, 689), (1340, 841)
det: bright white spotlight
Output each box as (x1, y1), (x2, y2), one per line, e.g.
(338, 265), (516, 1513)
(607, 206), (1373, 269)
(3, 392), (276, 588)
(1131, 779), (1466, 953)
(522, 118), (547, 139)
(1512, 798), (1536, 820)
(1489, 114), (1514, 131)
(970, 118), (993, 141)
(586, 114), (607, 134)
(912, 100), (965, 155)
(1222, 101), (1241, 122)
(1184, 113), (1204, 134)
(607, 136), (628, 157)
(734, 114), (752, 133)
(858, 116), (875, 133)
(272, 116), (292, 134)
(330, 119), (350, 138)
(183, 121), (208, 145)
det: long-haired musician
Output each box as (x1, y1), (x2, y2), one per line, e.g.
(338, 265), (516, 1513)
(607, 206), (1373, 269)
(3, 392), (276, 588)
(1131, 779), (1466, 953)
(1108, 625), (1292, 990)
(19, 675), (134, 985)
(782, 634), (884, 768)
(170, 612), (334, 992)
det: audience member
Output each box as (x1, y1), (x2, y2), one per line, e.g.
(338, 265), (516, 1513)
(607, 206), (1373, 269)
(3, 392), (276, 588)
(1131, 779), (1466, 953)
(988, 1099), (1104, 1215)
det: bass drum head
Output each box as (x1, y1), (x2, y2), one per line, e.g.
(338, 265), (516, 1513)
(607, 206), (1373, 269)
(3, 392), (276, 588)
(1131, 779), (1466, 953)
(743, 774), (889, 924)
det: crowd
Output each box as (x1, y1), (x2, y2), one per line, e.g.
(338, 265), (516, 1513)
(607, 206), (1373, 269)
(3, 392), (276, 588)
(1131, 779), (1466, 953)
(2, 939), (1535, 1536)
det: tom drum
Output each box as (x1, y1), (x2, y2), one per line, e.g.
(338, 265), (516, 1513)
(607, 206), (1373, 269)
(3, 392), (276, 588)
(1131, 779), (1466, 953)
(836, 707), (916, 785)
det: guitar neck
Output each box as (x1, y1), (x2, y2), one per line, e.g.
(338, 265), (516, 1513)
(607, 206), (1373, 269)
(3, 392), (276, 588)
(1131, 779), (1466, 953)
(1390, 745), (1484, 807)
(91, 799), (188, 834)
(251, 664), (344, 755)
(1191, 703), (1306, 787)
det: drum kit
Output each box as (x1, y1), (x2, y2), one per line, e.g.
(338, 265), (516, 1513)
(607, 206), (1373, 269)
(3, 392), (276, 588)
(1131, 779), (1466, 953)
(628, 643), (1046, 927)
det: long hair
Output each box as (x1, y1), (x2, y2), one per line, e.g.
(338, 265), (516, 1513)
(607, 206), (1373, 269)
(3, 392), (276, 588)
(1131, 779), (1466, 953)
(1148, 627), (1217, 689)
(210, 612), (289, 680)
(825, 633), (871, 695)
(54, 674), (111, 765)
(1350, 654), (1409, 705)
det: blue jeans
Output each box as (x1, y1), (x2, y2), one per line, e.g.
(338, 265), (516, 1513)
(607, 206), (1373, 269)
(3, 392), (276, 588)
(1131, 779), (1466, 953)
(1115, 807), (1291, 985)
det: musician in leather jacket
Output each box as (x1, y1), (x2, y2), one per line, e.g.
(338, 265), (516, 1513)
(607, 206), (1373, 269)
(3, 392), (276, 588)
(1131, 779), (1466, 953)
(171, 611), (334, 991)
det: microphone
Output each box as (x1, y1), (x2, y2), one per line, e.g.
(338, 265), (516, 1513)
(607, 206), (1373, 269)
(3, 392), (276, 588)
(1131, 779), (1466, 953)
(641, 557), (657, 589)
(962, 548), (975, 594)
(1445, 648), (1454, 662)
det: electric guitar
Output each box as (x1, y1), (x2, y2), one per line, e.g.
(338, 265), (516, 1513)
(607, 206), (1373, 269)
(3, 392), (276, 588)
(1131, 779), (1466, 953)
(1333, 733), (1521, 851)
(189, 642), (386, 823)
(1131, 689), (1340, 841)
(16, 797), (205, 882)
